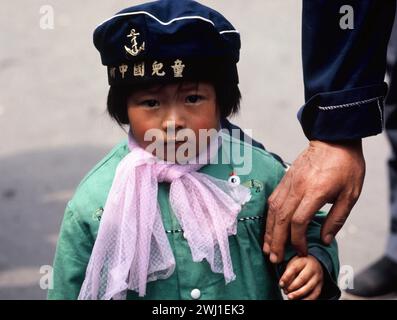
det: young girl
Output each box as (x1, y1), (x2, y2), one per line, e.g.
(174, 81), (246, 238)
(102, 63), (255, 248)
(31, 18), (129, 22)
(48, 0), (340, 300)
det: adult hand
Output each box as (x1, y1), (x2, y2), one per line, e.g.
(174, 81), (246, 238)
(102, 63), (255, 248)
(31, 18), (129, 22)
(263, 139), (365, 263)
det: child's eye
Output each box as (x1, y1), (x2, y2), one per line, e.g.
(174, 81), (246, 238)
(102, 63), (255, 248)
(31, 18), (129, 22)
(141, 99), (160, 108)
(185, 95), (203, 104)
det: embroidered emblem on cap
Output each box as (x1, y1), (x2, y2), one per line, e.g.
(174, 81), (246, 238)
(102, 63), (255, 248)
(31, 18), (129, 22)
(125, 29), (145, 57)
(109, 67), (116, 79)
(119, 64), (128, 79)
(134, 62), (145, 77)
(171, 59), (185, 78)
(152, 61), (165, 76)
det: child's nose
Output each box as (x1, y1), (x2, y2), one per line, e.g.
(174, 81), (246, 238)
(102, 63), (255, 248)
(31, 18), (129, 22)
(161, 110), (186, 133)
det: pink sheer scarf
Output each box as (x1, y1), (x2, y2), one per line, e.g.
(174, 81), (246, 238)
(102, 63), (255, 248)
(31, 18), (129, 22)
(78, 130), (251, 299)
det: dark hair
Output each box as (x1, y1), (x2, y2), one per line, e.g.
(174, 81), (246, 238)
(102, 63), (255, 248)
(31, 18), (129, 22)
(106, 78), (241, 127)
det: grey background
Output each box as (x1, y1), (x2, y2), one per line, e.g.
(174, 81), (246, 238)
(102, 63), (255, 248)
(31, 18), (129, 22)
(0, 0), (391, 299)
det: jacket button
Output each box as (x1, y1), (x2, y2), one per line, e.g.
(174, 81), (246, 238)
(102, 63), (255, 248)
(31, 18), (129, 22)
(191, 288), (201, 300)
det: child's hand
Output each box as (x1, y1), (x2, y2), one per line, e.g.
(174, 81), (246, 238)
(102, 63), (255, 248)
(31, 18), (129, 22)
(279, 255), (324, 300)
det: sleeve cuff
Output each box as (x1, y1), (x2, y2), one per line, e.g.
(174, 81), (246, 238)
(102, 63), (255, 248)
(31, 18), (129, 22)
(274, 247), (341, 300)
(308, 246), (341, 300)
(298, 83), (388, 141)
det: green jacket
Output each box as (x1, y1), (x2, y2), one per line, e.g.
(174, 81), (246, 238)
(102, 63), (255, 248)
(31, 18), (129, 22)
(48, 133), (340, 300)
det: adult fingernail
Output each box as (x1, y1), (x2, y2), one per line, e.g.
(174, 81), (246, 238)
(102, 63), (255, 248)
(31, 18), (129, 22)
(279, 281), (285, 288)
(270, 253), (278, 263)
(263, 243), (270, 254)
(324, 234), (334, 244)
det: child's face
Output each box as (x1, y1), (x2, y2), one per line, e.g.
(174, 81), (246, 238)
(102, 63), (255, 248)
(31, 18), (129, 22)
(127, 81), (220, 162)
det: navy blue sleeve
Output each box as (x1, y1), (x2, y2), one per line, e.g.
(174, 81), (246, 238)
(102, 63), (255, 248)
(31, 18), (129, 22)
(299, 0), (396, 141)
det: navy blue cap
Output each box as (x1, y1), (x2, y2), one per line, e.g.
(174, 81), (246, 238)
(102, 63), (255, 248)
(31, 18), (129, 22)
(93, 0), (241, 86)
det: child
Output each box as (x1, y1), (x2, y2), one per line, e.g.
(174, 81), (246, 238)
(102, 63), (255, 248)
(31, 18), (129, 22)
(48, 0), (340, 300)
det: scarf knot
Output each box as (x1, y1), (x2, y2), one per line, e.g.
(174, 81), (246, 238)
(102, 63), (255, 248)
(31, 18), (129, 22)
(156, 164), (199, 183)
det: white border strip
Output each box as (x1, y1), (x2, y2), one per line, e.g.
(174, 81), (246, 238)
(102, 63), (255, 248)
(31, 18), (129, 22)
(96, 11), (239, 35)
